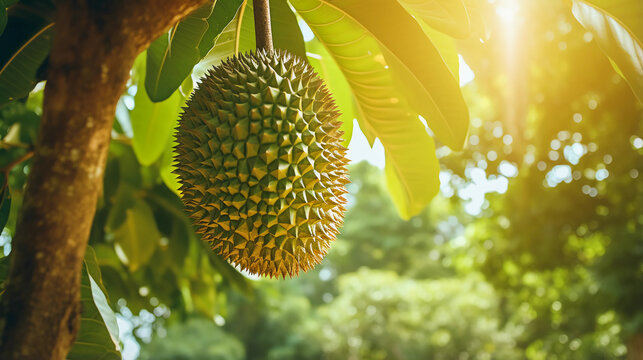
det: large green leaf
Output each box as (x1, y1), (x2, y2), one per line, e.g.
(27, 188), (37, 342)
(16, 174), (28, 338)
(334, 0), (468, 149)
(419, 21), (459, 83)
(397, 0), (471, 39)
(145, 2), (215, 102)
(306, 39), (354, 146)
(68, 247), (121, 360)
(131, 54), (182, 166)
(292, 0), (441, 218)
(112, 198), (162, 272)
(0, 3), (54, 105)
(572, 0), (643, 102)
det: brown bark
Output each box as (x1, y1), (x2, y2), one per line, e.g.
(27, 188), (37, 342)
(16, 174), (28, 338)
(0, 0), (208, 359)
(628, 334), (643, 360)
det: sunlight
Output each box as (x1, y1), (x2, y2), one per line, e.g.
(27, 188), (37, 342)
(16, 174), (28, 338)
(495, 0), (524, 145)
(495, 0), (519, 26)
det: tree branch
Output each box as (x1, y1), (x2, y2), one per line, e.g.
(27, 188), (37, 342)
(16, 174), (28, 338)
(0, 0), (209, 359)
(0, 151), (34, 174)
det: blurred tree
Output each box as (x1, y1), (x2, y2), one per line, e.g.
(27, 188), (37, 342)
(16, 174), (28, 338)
(443, 1), (643, 357)
(307, 269), (520, 360)
(139, 317), (245, 360)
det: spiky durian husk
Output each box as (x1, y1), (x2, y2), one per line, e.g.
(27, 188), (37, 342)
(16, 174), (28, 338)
(174, 49), (349, 278)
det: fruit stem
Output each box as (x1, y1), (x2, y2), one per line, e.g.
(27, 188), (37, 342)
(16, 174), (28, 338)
(253, 0), (274, 52)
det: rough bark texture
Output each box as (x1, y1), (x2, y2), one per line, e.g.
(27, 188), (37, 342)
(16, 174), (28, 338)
(0, 0), (208, 359)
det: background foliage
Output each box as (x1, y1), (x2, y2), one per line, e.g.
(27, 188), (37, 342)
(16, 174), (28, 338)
(0, 0), (642, 359)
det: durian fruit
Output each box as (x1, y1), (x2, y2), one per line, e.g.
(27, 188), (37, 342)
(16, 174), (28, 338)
(174, 49), (349, 278)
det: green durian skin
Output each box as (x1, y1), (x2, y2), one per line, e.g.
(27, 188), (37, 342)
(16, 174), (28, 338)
(174, 49), (349, 278)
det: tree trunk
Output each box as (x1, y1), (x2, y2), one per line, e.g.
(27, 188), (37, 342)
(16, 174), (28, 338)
(628, 334), (643, 360)
(0, 1), (208, 359)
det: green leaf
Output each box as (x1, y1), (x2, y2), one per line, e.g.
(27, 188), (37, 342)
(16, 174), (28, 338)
(293, 0), (468, 150)
(292, 0), (443, 217)
(193, 0), (306, 78)
(0, 3), (54, 105)
(418, 22), (459, 83)
(112, 198), (162, 272)
(198, 0), (245, 58)
(105, 183), (136, 232)
(0, 173), (11, 231)
(179, 69), (194, 98)
(269, 0), (307, 58)
(145, 2), (215, 102)
(208, 251), (253, 296)
(189, 256), (217, 318)
(192, 2), (252, 81)
(572, 0), (643, 102)
(397, 0), (471, 39)
(0, 255), (9, 295)
(384, 143), (439, 220)
(131, 54), (183, 166)
(345, 0), (469, 149)
(68, 247), (121, 360)
(109, 142), (142, 187)
(1, 0), (7, 37)
(219, 0), (307, 58)
(306, 39), (354, 146)
(160, 140), (181, 195)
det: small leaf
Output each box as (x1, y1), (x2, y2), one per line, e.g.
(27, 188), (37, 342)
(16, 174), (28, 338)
(0, 173), (11, 231)
(145, 3), (215, 102)
(68, 246), (121, 360)
(572, 0), (643, 102)
(179, 74), (193, 98)
(112, 198), (162, 272)
(160, 141), (181, 195)
(0, 2), (54, 105)
(131, 53), (182, 166)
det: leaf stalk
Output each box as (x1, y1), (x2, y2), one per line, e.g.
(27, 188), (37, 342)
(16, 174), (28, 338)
(253, 0), (274, 51)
